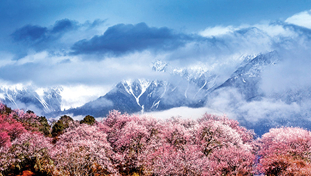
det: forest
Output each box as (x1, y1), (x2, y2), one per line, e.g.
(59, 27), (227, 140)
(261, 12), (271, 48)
(1, 102), (311, 176)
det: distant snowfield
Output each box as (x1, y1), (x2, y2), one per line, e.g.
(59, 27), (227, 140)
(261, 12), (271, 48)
(141, 106), (225, 120)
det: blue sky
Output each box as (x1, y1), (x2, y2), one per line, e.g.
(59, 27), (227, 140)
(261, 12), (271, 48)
(1, 0), (311, 109)
(1, 0), (311, 32)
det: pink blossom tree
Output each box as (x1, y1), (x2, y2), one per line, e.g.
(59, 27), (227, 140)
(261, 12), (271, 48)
(51, 123), (117, 175)
(0, 103), (51, 139)
(102, 110), (164, 175)
(0, 103), (12, 115)
(150, 143), (208, 175)
(0, 103), (257, 176)
(0, 132), (55, 175)
(102, 111), (255, 175)
(198, 113), (254, 143)
(0, 114), (26, 148)
(257, 127), (311, 175)
(206, 146), (255, 175)
(0, 131), (10, 148)
(196, 119), (255, 175)
(149, 115), (255, 175)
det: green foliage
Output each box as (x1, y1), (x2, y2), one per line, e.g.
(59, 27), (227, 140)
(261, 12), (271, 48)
(39, 116), (51, 137)
(80, 115), (96, 125)
(51, 121), (64, 137)
(26, 110), (34, 114)
(51, 115), (73, 137)
(59, 115), (73, 123)
(0, 104), (12, 115)
(5, 106), (12, 114)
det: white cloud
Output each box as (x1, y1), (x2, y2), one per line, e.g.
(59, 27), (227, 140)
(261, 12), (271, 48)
(0, 50), (169, 87)
(206, 87), (303, 123)
(260, 48), (311, 94)
(0, 81), (32, 90)
(142, 106), (223, 120)
(199, 23), (297, 39)
(199, 26), (237, 37)
(285, 10), (311, 29)
(239, 99), (301, 122)
(254, 23), (297, 38)
(17, 52), (48, 65)
(60, 85), (111, 110)
(0, 93), (5, 99)
(0, 51), (15, 68)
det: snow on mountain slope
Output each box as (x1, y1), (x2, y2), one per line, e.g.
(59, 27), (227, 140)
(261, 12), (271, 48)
(63, 54), (260, 117)
(212, 51), (279, 100)
(203, 51), (311, 135)
(67, 75), (214, 117)
(0, 85), (62, 115)
(1, 53), (270, 118)
(0, 84), (112, 116)
(122, 79), (151, 113)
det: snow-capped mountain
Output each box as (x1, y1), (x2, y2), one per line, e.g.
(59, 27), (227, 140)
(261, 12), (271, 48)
(65, 78), (204, 117)
(0, 86), (62, 115)
(212, 51), (279, 100)
(5, 50), (309, 136)
(63, 54), (275, 117)
(0, 51), (281, 123)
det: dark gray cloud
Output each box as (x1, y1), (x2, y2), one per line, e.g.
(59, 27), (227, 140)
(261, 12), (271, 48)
(71, 22), (193, 56)
(11, 25), (48, 43)
(9, 19), (103, 56)
(85, 19), (107, 29)
(51, 19), (77, 34)
(11, 19), (78, 44)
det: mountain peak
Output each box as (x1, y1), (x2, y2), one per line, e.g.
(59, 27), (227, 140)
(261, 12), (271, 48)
(152, 60), (168, 72)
